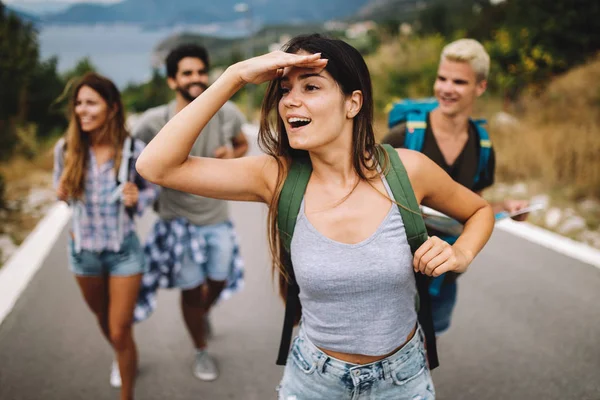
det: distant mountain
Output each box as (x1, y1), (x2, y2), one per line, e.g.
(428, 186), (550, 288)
(4, 1), (72, 16)
(43, 0), (370, 26)
(152, 22), (328, 68)
(354, 0), (434, 21)
(4, 5), (40, 23)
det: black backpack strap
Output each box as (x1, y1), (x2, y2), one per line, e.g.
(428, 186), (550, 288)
(472, 119), (492, 187)
(117, 137), (137, 219)
(276, 248), (301, 366)
(276, 157), (312, 365)
(381, 144), (439, 369)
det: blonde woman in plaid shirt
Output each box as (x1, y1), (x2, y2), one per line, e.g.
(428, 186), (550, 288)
(53, 73), (158, 400)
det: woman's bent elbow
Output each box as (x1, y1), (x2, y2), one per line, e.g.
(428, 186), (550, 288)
(483, 202), (494, 223)
(135, 157), (163, 184)
(480, 202), (495, 238)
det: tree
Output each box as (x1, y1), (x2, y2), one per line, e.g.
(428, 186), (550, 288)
(505, 0), (600, 70)
(62, 56), (97, 84)
(0, 3), (39, 160)
(27, 56), (67, 138)
(121, 69), (172, 113)
(485, 0), (600, 102)
(418, 0), (491, 38)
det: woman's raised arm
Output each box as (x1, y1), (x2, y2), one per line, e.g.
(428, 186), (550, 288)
(135, 51), (327, 204)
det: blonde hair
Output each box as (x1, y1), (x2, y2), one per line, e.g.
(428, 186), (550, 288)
(441, 39), (490, 82)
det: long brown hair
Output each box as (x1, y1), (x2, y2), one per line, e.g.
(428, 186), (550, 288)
(61, 72), (128, 200)
(258, 34), (390, 302)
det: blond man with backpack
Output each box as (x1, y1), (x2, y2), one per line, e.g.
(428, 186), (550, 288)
(384, 39), (529, 336)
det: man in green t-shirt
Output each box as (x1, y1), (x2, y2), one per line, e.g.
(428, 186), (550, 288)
(133, 44), (248, 383)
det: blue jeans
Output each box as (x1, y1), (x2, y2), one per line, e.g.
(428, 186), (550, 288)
(431, 280), (458, 335)
(174, 222), (235, 290)
(68, 232), (146, 277)
(277, 326), (435, 400)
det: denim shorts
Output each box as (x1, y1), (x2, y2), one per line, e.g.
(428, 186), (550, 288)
(68, 232), (146, 277)
(277, 325), (435, 400)
(175, 222), (235, 290)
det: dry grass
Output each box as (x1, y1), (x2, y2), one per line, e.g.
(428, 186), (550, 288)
(0, 137), (56, 245)
(485, 56), (600, 200)
(0, 142), (55, 200)
(368, 35), (445, 140)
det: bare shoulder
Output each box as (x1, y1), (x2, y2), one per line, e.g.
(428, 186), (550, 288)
(395, 148), (431, 178)
(393, 148), (442, 202)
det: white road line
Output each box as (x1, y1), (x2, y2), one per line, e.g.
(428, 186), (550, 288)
(496, 219), (600, 269)
(0, 202), (71, 325)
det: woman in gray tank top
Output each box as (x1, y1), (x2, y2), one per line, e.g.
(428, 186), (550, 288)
(136, 34), (495, 399)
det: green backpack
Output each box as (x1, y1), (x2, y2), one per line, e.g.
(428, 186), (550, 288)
(276, 144), (439, 369)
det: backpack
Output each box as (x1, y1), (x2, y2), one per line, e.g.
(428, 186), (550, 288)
(388, 98), (492, 296)
(388, 97), (492, 188)
(275, 144), (439, 369)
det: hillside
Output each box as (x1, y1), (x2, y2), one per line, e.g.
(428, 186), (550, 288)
(354, 0), (434, 21)
(492, 56), (600, 197)
(3, 1), (71, 15)
(41, 0), (438, 26)
(4, 5), (39, 23)
(152, 23), (328, 68)
(43, 0), (368, 26)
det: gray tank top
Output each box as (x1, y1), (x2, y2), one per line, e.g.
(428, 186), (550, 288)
(291, 177), (417, 356)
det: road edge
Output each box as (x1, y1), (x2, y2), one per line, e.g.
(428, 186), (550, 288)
(496, 218), (600, 268)
(0, 202), (71, 326)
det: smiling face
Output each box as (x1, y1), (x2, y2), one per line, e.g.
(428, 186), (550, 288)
(168, 57), (209, 103)
(434, 58), (487, 118)
(75, 85), (110, 134)
(277, 64), (359, 151)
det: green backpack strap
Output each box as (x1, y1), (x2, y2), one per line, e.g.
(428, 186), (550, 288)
(380, 144), (439, 370)
(278, 157), (312, 252)
(276, 157), (311, 366)
(380, 144), (428, 251)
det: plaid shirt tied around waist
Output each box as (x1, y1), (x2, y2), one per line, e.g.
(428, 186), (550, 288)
(134, 217), (245, 323)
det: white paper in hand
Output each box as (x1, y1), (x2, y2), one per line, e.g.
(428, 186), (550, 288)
(421, 203), (545, 236)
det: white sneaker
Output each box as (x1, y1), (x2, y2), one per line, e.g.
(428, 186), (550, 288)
(110, 360), (122, 388)
(193, 349), (218, 381)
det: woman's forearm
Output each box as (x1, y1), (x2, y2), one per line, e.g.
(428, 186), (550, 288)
(452, 203), (494, 271)
(136, 65), (245, 182)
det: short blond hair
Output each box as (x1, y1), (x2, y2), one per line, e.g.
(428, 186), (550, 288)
(441, 39), (490, 82)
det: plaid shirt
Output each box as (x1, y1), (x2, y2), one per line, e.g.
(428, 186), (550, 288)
(134, 218), (245, 323)
(53, 137), (159, 252)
